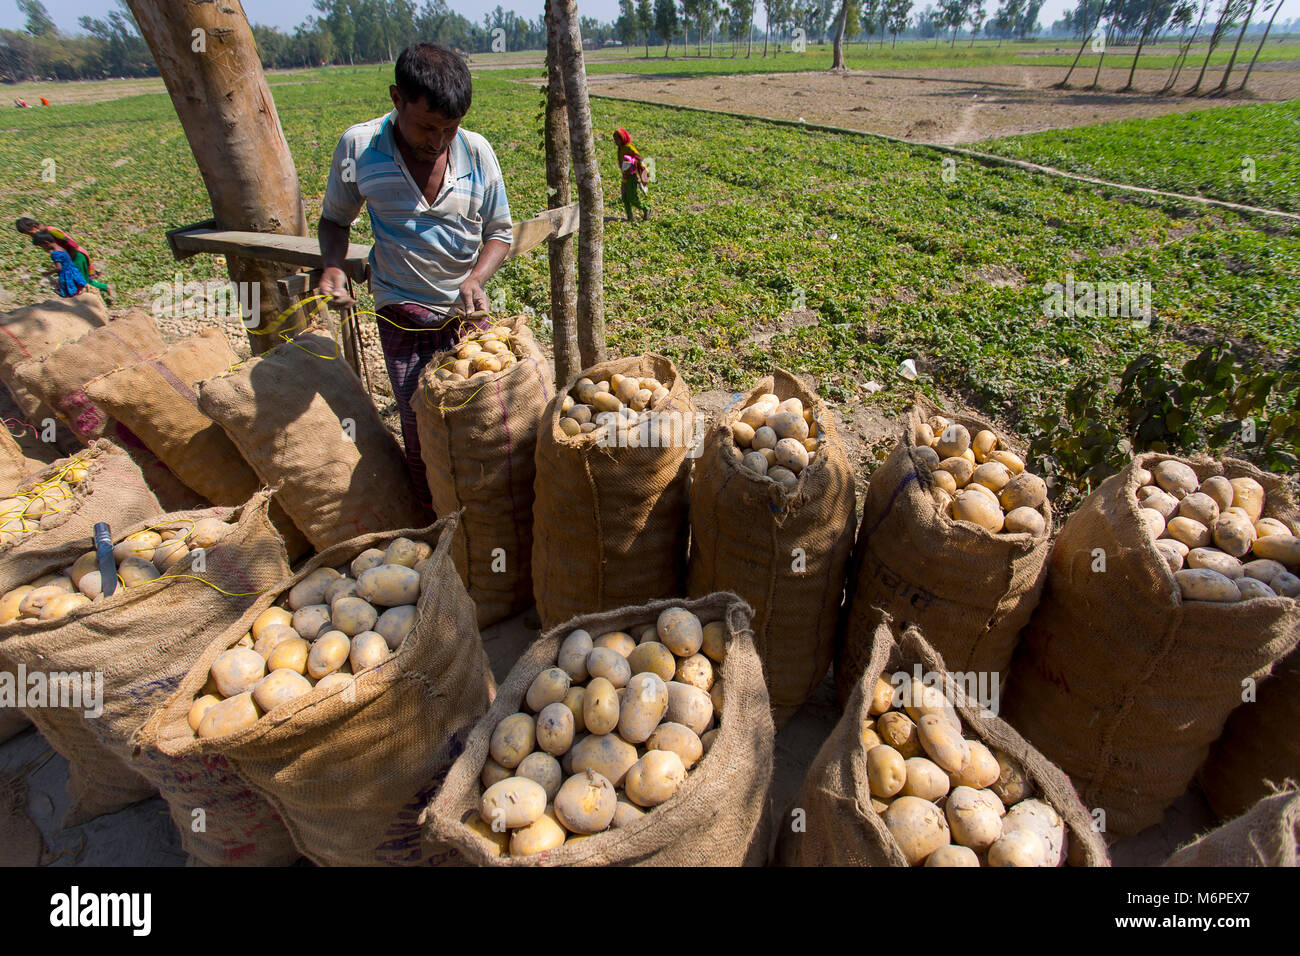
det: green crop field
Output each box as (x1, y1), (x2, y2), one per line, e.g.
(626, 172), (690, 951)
(1, 60), (1297, 489)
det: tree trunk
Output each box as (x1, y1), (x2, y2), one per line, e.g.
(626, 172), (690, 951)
(1239, 0), (1282, 91)
(831, 0), (848, 68)
(545, 0), (579, 386)
(1058, 8), (1103, 87)
(126, 0), (306, 354)
(1214, 0), (1258, 93)
(1165, 0), (1208, 91)
(1188, 6), (1232, 93)
(747, 15), (753, 56)
(553, 0), (606, 368)
(763, 22), (769, 56)
(1122, 0), (1161, 91)
(1089, 20), (1113, 87)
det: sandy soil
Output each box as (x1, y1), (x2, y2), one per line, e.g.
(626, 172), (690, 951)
(583, 63), (1300, 144)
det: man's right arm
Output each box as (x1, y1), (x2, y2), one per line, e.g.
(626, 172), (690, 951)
(317, 130), (365, 306)
(318, 215), (354, 306)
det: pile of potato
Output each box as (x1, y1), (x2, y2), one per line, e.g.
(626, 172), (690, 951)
(556, 372), (673, 440)
(863, 672), (1067, 867)
(187, 536), (432, 739)
(914, 415), (1047, 536)
(431, 325), (522, 384)
(730, 392), (820, 489)
(0, 517), (231, 625)
(468, 606), (725, 857)
(0, 452), (92, 547)
(1136, 461), (1299, 602)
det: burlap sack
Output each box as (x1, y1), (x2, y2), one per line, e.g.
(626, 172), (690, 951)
(83, 330), (311, 558)
(836, 397), (1051, 704)
(424, 592), (775, 865)
(0, 492), (289, 826)
(198, 332), (425, 551)
(0, 425), (34, 492)
(1199, 645), (1300, 821)
(12, 309), (166, 443)
(0, 293), (107, 422)
(134, 514), (493, 866)
(1165, 789), (1299, 867)
(414, 316), (550, 627)
(687, 369), (855, 726)
(1002, 453), (1300, 838)
(532, 354), (694, 630)
(779, 611), (1110, 867)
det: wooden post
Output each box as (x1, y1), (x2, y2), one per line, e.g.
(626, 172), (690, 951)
(127, 0), (307, 354)
(545, 0), (581, 386)
(554, 0), (607, 369)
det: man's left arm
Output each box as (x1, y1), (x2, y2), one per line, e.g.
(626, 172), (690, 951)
(458, 143), (513, 315)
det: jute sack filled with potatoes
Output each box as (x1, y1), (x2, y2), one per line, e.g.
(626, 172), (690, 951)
(836, 397), (1051, 703)
(1199, 647), (1300, 821)
(1164, 788), (1299, 867)
(414, 316), (550, 628)
(779, 610), (1108, 867)
(1002, 453), (1300, 837)
(0, 491), (288, 826)
(424, 593), (776, 866)
(688, 369), (855, 726)
(532, 355), (694, 630)
(133, 514), (493, 866)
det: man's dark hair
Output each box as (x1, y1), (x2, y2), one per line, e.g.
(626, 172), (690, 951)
(15, 217), (38, 234)
(31, 230), (56, 245)
(394, 43), (472, 118)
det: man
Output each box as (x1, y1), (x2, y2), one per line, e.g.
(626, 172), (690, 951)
(317, 43), (512, 508)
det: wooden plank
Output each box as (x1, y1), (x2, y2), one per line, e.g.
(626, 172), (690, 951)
(507, 202), (580, 259)
(169, 227), (372, 282)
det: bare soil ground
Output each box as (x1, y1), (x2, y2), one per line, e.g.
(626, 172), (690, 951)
(583, 63), (1300, 144)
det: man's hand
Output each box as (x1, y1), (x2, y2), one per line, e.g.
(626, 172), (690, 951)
(457, 277), (491, 315)
(316, 265), (355, 308)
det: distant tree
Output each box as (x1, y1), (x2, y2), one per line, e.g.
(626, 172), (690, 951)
(655, 0), (679, 54)
(967, 0), (986, 42)
(1187, 0), (1250, 94)
(887, 0), (913, 44)
(1212, 0), (1257, 92)
(637, 0), (654, 53)
(1120, 0), (1170, 91)
(940, 0), (965, 43)
(1238, 0), (1283, 90)
(617, 0), (639, 44)
(831, 0), (850, 65)
(1163, 0), (1208, 90)
(18, 0), (57, 37)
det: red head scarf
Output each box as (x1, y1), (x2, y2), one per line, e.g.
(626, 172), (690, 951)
(614, 128), (631, 146)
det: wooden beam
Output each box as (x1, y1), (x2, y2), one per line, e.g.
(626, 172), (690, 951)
(507, 202), (580, 259)
(168, 227), (372, 282)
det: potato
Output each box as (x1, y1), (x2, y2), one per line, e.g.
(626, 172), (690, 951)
(266, 636), (310, 674)
(570, 733), (638, 787)
(253, 669), (313, 712)
(187, 694), (221, 732)
(583, 677), (620, 736)
(971, 429), (998, 463)
(949, 739), (1000, 789)
(325, 581), (359, 609)
(1229, 476), (1265, 522)
(952, 489), (1004, 533)
(1138, 487), (1180, 520)
(988, 751), (1032, 806)
(971, 461), (1012, 495)
(739, 404), (769, 430)
(998, 472), (1047, 512)
(899, 678), (961, 732)
(592, 632), (635, 660)
(624, 750), (687, 808)
(768, 466), (799, 489)
(307, 631), (351, 679)
(1197, 474), (1233, 512)
(938, 456), (974, 488)
(288, 568), (341, 610)
(0, 585), (33, 624)
(68, 551), (98, 587)
(914, 445), (941, 471)
(1212, 512), (1257, 558)
(1176, 567), (1240, 602)
(899, 756), (951, 801)
(1178, 492), (1220, 528)
(591, 391), (622, 414)
(1243, 558), (1286, 584)
(189, 517), (229, 550)
(867, 744), (907, 798)
(526, 667), (572, 712)
(657, 607), (704, 656)
(586, 647), (631, 688)
(709, 680), (724, 720)
(665, 681), (713, 737)
(1252, 535), (1299, 569)
(480, 777), (547, 830)
(618, 672), (668, 744)
(627, 642), (676, 683)
(211, 647), (267, 697)
(465, 813), (510, 856)
(490, 713), (536, 769)
(1235, 577), (1277, 601)
(774, 437), (810, 473)
(480, 757), (513, 788)
(1271, 572), (1300, 598)
(197, 692), (260, 739)
(1153, 460), (1199, 499)
(1137, 508), (1166, 539)
(612, 798), (645, 829)
(867, 677), (895, 717)
(917, 714), (970, 774)
(253, 623), (299, 660)
(987, 829), (1048, 867)
(16, 584), (60, 618)
(561, 687), (586, 733)
(509, 808), (567, 856)
(934, 423), (971, 459)
(732, 421), (756, 448)
(675, 653), (714, 692)
(252, 606), (293, 640)
(347, 550), (385, 579)
(113, 530), (161, 563)
(515, 752), (563, 801)
(884, 796), (951, 866)
(374, 604), (417, 649)
(349, 631), (390, 672)
(1257, 517), (1294, 537)
(1000, 506), (1044, 537)
(983, 450), (1021, 475)
(925, 845), (980, 867)
(1187, 547), (1243, 579)
(1003, 798), (1066, 866)
(536, 701), (576, 756)
(555, 769), (618, 833)
(557, 629), (594, 681)
(946, 786), (1003, 852)
(766, 411), (809, 442)
(645, 722), (704, 770)
(1166, 516), (1212, 550)
(740, 450), (768, 476)
(291, 604), (331, 641)
(384, 537), (431, 569)
(356, 565), (421, 607)
(40, 592), (91, 620)
(330, 596), (378, 636)
(876, 711), (922, 758)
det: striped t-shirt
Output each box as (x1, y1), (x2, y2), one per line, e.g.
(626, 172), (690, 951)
(322, 112), (513, 316)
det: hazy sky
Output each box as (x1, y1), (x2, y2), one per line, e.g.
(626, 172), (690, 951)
(3, 0), (1297, 35)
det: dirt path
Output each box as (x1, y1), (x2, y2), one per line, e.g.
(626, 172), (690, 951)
(580, 63), (1300, 144)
